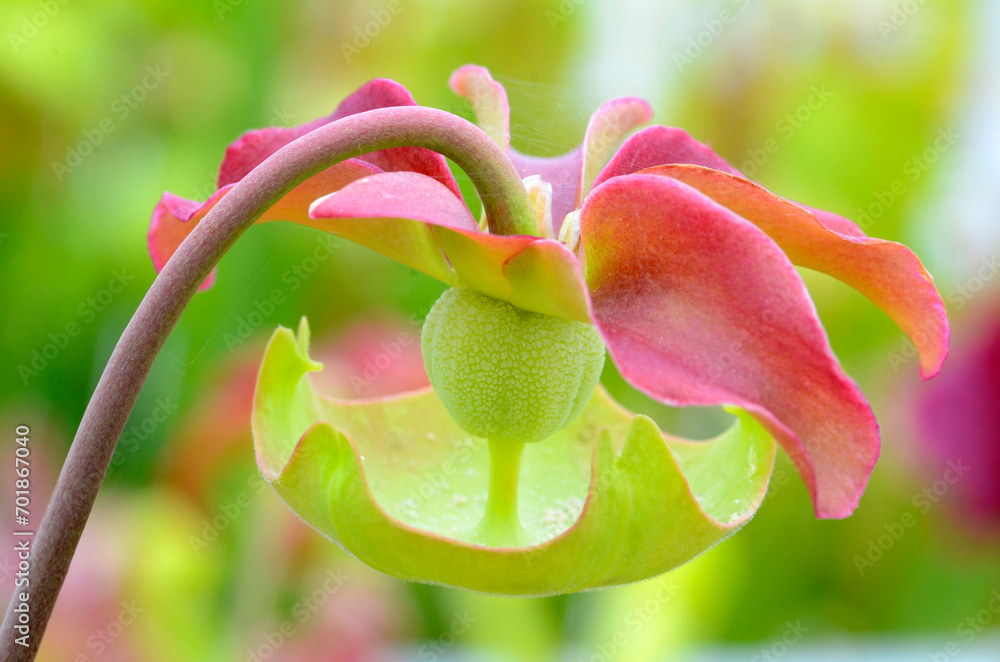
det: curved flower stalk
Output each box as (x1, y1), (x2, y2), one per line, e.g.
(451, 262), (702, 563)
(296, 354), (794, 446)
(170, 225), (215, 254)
(3, 99), (537, 659)
(141, 65), (950, 596)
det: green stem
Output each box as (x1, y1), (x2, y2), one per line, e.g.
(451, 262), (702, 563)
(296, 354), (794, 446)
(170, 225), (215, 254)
(474, 439), (529, 547)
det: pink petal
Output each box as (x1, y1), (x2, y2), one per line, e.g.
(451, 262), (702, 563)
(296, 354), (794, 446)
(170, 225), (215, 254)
(148, 160), (379, 287)
(447, 65), (649, 234)
(448, 65), (510, 151)
(643, 164), (949, 379)
(311, 171), (590, 321)
(260, 160), (382, 224)
(590, 126), (948, 377)
(510, 96), (652, 235)
(579, 97), (653, 203)
(447, 64), (581, 227)
(310, 171), (477, 230)
(148, 188), (231, 291)
(593, 125), (741, 188)
(308, 171), (476, 285)
(217, 78), (461, 197)
(803, 205), (868, 239)
(581, 174), (879, 519)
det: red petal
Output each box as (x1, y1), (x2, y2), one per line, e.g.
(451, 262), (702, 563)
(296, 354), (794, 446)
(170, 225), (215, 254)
(311, 171), (591, 321)
(148, 188), (231, 291)
(308, 171), (476, 284)
(581, 174), (879, 518)
(217, 78), (461, 197)
(643, 164), (949, 379)
(593, 125), (740, 188)
(148, 161), (379, 287)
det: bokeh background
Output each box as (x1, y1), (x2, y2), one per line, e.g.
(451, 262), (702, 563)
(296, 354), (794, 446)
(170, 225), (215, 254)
(2, 0), (1000, 659)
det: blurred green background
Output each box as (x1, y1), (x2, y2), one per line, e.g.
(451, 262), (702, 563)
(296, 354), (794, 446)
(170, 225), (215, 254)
(3, 0), (1000, 659)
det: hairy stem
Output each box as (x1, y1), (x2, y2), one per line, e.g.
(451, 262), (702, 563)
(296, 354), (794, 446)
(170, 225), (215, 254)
(0, 106), (535, 660)
(473, 439), (529, 547)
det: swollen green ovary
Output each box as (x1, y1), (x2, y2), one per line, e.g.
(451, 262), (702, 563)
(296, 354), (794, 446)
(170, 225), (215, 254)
(422, 287), (606, 445)
(422, 287), (605, 547)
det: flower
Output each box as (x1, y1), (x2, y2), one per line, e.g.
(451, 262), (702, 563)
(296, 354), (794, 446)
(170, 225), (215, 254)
(913, 304), (1000, 531)
(148, 65), (948, 595)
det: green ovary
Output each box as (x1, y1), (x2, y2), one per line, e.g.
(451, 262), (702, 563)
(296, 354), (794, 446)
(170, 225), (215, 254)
(421, 287), (606, 445)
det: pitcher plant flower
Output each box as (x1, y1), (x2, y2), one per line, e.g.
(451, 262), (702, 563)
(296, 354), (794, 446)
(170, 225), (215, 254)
(143, 66), (949, 595)
(2, 65), (952, 659)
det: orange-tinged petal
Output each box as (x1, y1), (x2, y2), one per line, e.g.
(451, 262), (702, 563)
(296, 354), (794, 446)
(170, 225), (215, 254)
(643, 164), (949, 379)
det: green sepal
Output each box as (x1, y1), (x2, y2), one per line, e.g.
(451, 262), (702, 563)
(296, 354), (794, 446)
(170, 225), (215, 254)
(253, 320), (777, 596)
